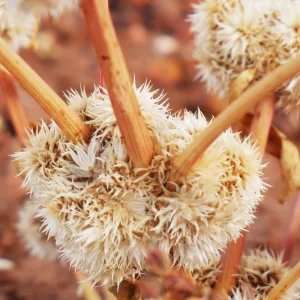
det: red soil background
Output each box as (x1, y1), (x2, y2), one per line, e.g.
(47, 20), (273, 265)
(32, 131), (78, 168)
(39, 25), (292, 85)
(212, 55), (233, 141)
(0, 1), (299, 299)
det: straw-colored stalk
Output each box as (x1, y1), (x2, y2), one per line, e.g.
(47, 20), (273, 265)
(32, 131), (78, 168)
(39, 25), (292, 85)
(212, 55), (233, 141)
(268, 261), (300, 300)
(0, 70), (28, 146)
(0, 38), (91, 143)
(214, 94), (275, 297)
(213, 232), (246, 298)
(283, 190), (300, 263)
(169, 52), (300, 182)
(80, 0), (154, 168)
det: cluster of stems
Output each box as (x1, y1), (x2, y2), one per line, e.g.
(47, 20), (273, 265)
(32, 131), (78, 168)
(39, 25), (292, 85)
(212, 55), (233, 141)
(0, 0), (299, 299)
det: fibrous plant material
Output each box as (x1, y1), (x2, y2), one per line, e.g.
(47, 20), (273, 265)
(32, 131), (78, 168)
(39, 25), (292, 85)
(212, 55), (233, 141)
(191, 259), (219, 288)
(16, 200), (57, 260)
(18, 0), (78, 18)
(190, 0), (300, 113)
(14, 82), (265, 286)
(237, 248), (300, 300)
(268, 261), (300, 300)
(0, 0), (36, 52)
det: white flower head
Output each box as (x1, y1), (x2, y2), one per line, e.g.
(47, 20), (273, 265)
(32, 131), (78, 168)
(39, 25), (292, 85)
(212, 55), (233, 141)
(0, 2), (36, 52)
(16, 200), (58, 260)
(191, 258), (219, 288)
(18, 0), (79, 19)
(238, 248), (300, 300)
(14, 82), (266, 286)
(190, 0), (300, 113)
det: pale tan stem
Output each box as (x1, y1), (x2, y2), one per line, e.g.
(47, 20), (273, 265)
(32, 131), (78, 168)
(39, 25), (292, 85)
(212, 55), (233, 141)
(214, 234), (245, 296)
(250, 94), (276, 154)
(171, 52), (300, 179)
(283, 190), (300, 263)
(268, 261), (300, 300)
(80, 0), (154, 168)
(214, 94), (276, 296)
(0, 38), (92, 143)
(0, 71), (28, 146)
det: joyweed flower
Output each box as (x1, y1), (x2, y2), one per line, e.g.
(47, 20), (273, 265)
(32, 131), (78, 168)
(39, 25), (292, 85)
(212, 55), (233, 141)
(191, 259), (219, 288)
(190, 0), (300, 113)
(237, 248), (300, 299)
(14, 82), (266, 286)
(0, 1), (36, 51)
(16, 200), (57, 260)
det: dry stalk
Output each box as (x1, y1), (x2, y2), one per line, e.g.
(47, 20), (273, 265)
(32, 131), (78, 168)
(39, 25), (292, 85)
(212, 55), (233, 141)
(213, 233), (246, 298)
(170, 52), (300, 181)
(0, 38), (92, 143)
(80, 0), (154, 168)
(213, 94), (276, 297)
(0, 70), (28, 146)
(268, 261), (300, 300)
(283, 190), (300, 263)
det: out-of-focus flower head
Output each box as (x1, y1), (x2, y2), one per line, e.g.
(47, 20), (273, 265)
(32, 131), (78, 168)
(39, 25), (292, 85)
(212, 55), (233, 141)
(14, 82), (266, 286)
(237, 248), (300, 299)
(190, 0), (300, 113)
(18, 0), (78, 19)
(16, 200), (58, 260)
(0, 0), (36, 52)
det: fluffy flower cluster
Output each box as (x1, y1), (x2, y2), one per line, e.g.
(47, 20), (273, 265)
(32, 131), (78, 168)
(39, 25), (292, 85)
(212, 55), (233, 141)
(190, 0), (300, 113)
(15, 83), (266, 286)
(16, 200), (57, 260)
(0, 0), (36, 52)
(0, 0), (78, 52)
(236, 248), (300, 299)
(18, 0), (78, 19)
(191, 259), (219, 288)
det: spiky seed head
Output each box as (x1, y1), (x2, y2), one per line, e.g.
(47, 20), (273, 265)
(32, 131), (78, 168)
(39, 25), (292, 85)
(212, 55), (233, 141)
(16, 200), (57, 260)
(0, 1), (36, 52)
(190, 0), (300, 113)
(14, 82), (266, 286)
(18, 0), (78, 19)
(191, 259), (219, 288)
(238, 248), (300, 299)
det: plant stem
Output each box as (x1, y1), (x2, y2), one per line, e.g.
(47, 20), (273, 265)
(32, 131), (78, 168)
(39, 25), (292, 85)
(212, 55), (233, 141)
(214, 233), (246, 297)
(80, 0), (154, 168)
(250, 94), (276, 153)
(268, 261), (300, 300)
(282, 190), (300, 263)
(213, 94), (276, 296)
(0, 71), (28, 146)
(0, 38), (92, 143)
(170, 51), (300, 180)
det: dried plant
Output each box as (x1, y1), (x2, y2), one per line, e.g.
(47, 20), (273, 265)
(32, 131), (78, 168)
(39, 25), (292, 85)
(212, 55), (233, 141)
(13, 82), (265, 286)
(190, 0), (300, 113)
(237, 248), (300, 299)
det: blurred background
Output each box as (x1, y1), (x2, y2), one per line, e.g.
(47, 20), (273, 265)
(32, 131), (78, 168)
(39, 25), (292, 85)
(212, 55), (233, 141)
(0, 0), (299, 299)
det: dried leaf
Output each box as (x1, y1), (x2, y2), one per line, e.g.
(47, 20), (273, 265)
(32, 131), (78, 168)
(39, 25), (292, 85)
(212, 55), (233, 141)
(278, 136), (300, 203)
(229, 69), (256, 102)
